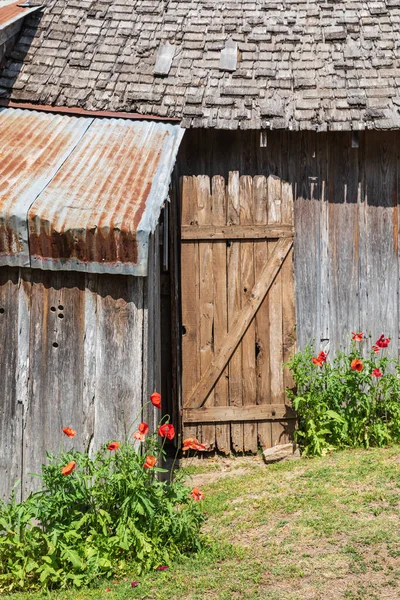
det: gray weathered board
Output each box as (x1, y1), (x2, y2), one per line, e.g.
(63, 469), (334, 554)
(0, 234), (160, 500)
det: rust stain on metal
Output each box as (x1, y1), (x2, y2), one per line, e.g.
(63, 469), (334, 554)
(28, 120), (168, 268)
(0, 100), (181, 122)
(0, 1), (30, 25)
(0, 108), (184, 274)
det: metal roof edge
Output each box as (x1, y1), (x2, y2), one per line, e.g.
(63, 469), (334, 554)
(137, 124), (185, 238)
(0, 4), (42, 31)
(0, 100), (181, 122)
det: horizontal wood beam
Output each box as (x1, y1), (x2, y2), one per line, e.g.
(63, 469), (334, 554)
(181, 224), (294, 241)
(183, 404), (297, 423)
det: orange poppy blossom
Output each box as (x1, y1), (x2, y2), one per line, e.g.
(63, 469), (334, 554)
(133, 422), (149, 441)
(143, 455), (157, 469)
(107, 441), (120, 451)
(182, 437), (206, 452)
(351, 332), (364, 342)
(350, 358), (364, 372)
(372, 344), (380, 354)
(375, 334), (390, 349)
(61, 460), (76, 476)
(150, 391), (162, 409)
(62, 427), (76, 438)
(312, 351), (327, 367)
(190, 487), (205, 501)
(371, 368), (383, 377)
(158, 423), (175, 440)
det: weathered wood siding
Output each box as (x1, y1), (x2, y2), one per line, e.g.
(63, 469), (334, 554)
(0, 232), (161, 500)
(176, 128), (400, 362)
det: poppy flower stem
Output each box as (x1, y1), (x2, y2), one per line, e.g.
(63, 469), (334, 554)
(169, 433), (181, 483)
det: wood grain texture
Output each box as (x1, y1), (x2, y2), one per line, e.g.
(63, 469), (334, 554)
(23, 270), (87, 496)
(181, 176), (200, 441)
(184, 404), (296, 423)
(227, 172), (243, 451)
(181, 224), (294, 240)
(240, 176), (257, 452)
(197, 175), (215, 449)
(0, 268), (24, 501)
(253, 175), (272, 449)
(185, 236), (293, 411)
(212, 176), (230, 454)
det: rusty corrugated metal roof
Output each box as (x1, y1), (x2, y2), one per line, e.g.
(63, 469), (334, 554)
(0, 107), (184, 275)
(0, 1), (41, 28)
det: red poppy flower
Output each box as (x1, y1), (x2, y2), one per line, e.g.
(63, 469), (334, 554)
(131, 582), (140, 588)
(350, 358), (364, 372)
(376, 334), (390, 349)
(158, 423), (175, 440)
(61, 461), (76, 476)
(182, 437), (206, 451)
(312, 352), (327, 367)
(371, 368), (383, 377)
(156, 566), (169, 571)
(107, 441), (120, 451)
(138, 422), (149, 435)
(190, 487), (205, 501)
(105, 589), (111, 593)
(62, 427), (76, 438)
(150, 391), (161, 409)
(352, 332), (364, 342)
(372, 345), (380, 354)
(143, 455), (157, 469)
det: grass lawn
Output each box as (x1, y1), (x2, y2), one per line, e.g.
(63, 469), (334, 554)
(3, 446), (400, 600)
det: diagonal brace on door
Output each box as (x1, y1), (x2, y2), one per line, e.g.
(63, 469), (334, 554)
(184, 236), (293, 411)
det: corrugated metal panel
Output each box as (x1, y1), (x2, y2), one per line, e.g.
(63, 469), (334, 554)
(0, 108), (184, 275)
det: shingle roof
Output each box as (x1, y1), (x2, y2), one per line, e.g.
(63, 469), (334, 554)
(1, 0), (400, 130)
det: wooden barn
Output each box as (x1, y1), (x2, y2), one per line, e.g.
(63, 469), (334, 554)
(1, 0), (400, 496)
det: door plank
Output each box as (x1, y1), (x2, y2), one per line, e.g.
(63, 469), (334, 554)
(227, 172), (243, 452)
(181, 177), (200, 440)
(267, 175), (285, 447)
(186, 236), (293, 411)
(212, 176), (230, 454)
(197, 175), (215, 450)
(253, 175), (272, 449)
(240, 176), (257, 453)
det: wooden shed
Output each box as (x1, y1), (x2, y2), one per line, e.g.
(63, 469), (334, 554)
(1, 0), (400, 492)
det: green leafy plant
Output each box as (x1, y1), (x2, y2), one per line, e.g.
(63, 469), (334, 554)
(0, 401), (205, 592)
(287, 333), (400, 456)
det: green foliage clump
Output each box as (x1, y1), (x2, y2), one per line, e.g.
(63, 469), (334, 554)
(0, 423), (204, 592)
(287, 334), (400, 457)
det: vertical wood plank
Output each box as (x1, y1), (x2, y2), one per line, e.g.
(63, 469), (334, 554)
(181, 176), (200, 440)
(267, 174), (285, 447)
(253, 176), (272, 449)
(92, 274), (144, 447)
(240, 176), (257, 453)
(197, 175), (215, 450)
(364, 131), (398, 357)
(280, 144), (296, 445)
(0, 268), (25, 500)
(23, 271), (87, 496)
(227, 171), (243, 452)
(212, 175), (230, 454)
(327, 133), (359, 356)
(292, 132), (320, 349)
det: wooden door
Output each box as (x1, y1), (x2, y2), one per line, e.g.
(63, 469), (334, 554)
(180, 172), (296, 454)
